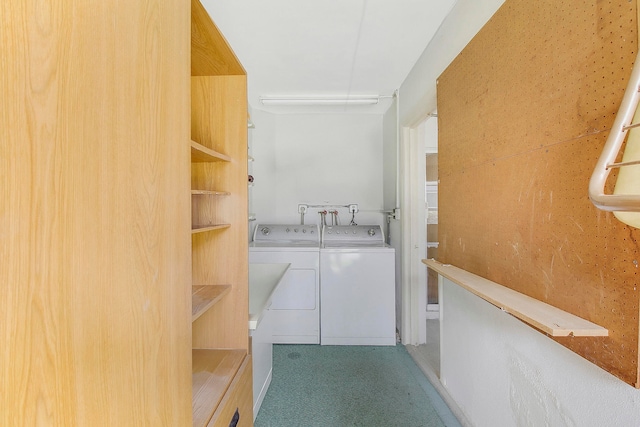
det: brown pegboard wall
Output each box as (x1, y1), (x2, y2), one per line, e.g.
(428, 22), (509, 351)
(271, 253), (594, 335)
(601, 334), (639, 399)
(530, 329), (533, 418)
(438, 1), (636, 175)
(437, 0), (640, 386)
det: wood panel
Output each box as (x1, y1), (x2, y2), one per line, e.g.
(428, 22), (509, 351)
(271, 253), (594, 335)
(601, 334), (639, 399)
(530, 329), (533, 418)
(192, 140), (232, 162)
(193, 285), (232, 322)
(0, 0), (192, 424)
(192, 350), (246, 427)
(207, 356), (253, 427)
(191, 0), (245, 77)
(437, 0), (640, 386)
(192, 195), (230, 230)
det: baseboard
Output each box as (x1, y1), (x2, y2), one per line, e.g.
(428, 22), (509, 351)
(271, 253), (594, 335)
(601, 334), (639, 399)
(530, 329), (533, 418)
(253, 368), (272, 421)
(405, 345), (473, 427)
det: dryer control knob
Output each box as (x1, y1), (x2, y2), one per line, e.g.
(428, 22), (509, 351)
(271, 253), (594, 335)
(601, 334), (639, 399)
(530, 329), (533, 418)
(368, 228), (376, 236)
(261, 227), (271, 235)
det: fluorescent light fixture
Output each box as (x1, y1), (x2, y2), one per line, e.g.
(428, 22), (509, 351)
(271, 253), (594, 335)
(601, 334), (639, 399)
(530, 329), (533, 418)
(259, 96), (381, 106)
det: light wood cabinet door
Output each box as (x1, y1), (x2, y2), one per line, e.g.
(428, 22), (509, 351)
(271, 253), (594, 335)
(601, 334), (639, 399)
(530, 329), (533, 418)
(1, 0), (192, 425)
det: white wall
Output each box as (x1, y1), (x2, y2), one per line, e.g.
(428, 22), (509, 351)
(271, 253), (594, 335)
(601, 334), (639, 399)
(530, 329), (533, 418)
(441, 278), (640, 426)
(398, 0), (506, 125)
(384, 0), (506, 345)
(419, 117), (438, 153)
(251, 111), (385, 229)
(391, 0), (639, 422)
(249, 109), (278, 225)
(382, 98), (398, 212)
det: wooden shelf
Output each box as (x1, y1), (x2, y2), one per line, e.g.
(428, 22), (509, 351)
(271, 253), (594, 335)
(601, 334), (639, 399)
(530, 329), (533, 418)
(191, 224), (231, 234)
(191, 140), (231, 162)
(190, 2), (250, 423)
(192, 285), (231, 322)
(422, 259), (608, 337)
(192, 349), (246, 427)
(191, 189), (230, 196)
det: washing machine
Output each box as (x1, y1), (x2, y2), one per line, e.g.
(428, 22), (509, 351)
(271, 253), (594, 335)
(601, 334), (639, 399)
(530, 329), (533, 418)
(249, 224), (320, 344)
(320, 225), (396, 346)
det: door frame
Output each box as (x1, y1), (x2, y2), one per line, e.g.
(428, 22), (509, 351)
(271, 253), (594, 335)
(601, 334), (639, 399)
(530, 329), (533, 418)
(399, 123), (427, 345)
(399, 111), (439, 346)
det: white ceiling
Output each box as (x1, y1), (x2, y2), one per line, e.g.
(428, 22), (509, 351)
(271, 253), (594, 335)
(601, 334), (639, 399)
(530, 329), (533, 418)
(201, 0), (457, 114)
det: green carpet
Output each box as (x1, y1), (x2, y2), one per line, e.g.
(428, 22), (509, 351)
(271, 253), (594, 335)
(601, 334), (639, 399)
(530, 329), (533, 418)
(254, 344), (461, 427)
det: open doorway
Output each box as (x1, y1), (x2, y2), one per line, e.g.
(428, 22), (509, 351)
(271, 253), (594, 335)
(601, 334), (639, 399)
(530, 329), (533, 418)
(420, 114), (440, 375)
(423, 151), (440, 376)
(426, 152), (439, 309)
(403, 112), (440, 377)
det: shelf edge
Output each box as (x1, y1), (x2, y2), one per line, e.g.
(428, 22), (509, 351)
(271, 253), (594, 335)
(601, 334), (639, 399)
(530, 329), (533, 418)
(191, 224), (231, 234)
(191, 140), (231, 162)
(192, 285), (232, 322)
(422, 259), (608, 337)
(191, 190), (231, 196)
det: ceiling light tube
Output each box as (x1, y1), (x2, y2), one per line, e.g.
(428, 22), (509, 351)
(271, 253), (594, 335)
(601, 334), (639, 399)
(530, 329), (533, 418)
(259, 96), (380, 106)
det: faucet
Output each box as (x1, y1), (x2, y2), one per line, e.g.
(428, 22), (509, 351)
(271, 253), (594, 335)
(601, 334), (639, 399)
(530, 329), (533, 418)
(329, 210), (338, 225)
(319, 210), (327, 226)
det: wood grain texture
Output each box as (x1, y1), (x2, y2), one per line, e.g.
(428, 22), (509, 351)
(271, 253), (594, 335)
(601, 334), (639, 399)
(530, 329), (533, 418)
(191, 140), (231, 162)
(189, 3), (250, 422)
(191, 0), (245, 76)
(423, 260), (608, 336)
(192, 350), (246, 427)
(1, 0), (192, 424)
(192, 285), (232, 322)
(191, 75), (249, 350)
(437, 0), (640, 386)
(207, 356), (253, 427)
(192, 190), (231, 196)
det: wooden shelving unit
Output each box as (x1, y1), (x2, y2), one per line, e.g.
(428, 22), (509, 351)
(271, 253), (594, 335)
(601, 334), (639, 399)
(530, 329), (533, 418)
(3, 1), (248, 425)
(4, 0), (196, 424)
(190, 0), (251, 426)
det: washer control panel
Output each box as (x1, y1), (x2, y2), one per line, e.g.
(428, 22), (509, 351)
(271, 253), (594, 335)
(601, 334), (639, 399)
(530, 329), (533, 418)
(322, 225), (385, 246)
(253, 224), (319, 243)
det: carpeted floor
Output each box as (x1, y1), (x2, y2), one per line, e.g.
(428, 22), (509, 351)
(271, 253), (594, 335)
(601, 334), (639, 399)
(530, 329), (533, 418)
(254, 344), (461, 427)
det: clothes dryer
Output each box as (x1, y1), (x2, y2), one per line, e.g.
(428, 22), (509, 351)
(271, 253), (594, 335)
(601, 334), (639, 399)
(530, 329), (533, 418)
(249, 224), (320, 344)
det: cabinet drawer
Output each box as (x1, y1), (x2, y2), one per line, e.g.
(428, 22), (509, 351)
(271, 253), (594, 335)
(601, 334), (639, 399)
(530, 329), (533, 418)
(207, 355), (253, 427)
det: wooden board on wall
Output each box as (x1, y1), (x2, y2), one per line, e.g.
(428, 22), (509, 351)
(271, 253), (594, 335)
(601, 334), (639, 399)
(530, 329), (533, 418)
(437, 0), (640, 386)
